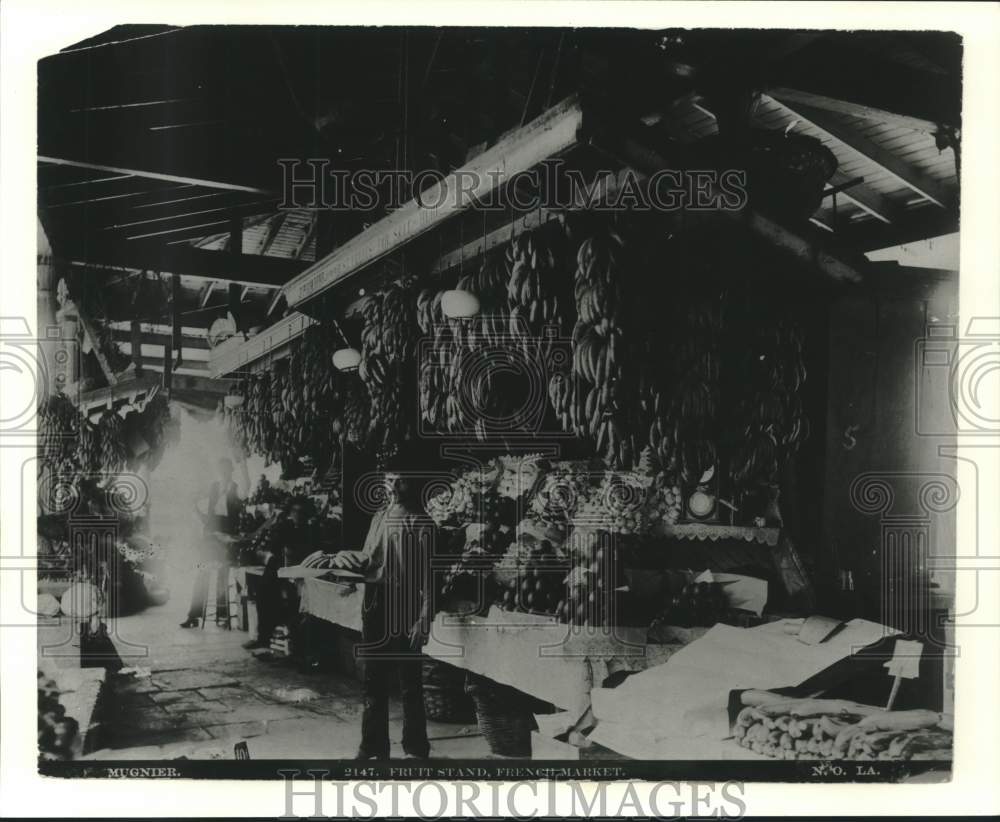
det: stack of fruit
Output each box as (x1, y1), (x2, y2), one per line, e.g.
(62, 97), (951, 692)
(572, 470), (652, 536)
(496, 453), (546, 500)
(426, 476), (476, 527)
(496, 538), (566, 616)
(643, 472), (684, 526)
(96, 412), (127, 475)
(529, 463), (594, 528)
(734, 696), (953, 761)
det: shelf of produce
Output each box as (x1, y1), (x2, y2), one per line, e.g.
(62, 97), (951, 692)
(423, 606), (682, 716)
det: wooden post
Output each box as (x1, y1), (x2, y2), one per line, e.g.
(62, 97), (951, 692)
(229, 212), (243, 334)
(171, 273), (182, 369)
(130, 318), (143, 376)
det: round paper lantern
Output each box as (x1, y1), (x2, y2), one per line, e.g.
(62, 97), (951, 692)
(332, 347), (362, 372)
(441, 289), (480, 319)
(59, 582), (100, 618)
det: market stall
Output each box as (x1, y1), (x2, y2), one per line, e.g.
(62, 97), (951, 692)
(35, 26), (960, 771)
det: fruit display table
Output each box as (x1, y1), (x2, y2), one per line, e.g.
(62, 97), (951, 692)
(423, 606), (682, 717)
(297, 577), (365, 633)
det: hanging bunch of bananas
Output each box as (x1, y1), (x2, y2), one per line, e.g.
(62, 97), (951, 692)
(552, 223), (645, 468)
(97, 412), (127, 475)
(225, 372), (275, 460)
(359, 278), (420, 462)
(417, 287), (453, 432)
(75, 418), (101, 474)
(726, 318), (809, 490)
(506, 221), (575, 357)
(644, 298), (722, 485)
(38, 395), (80, 470)
(342, 374), (371, 447)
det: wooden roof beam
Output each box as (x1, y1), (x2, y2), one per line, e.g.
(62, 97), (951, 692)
(39, 156), (273, 195)
(60, 242), (305, 289)
(282, 95), (585, 307)
(769, 87), (945, 135)
(765, 95), (953, 208)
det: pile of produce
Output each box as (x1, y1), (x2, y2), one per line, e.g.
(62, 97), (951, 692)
(495, 537), (566, 616)
(359, 280), (420, 462)
(734, 695), (953, 761)
(38, 671), (80, 761)
(496, 453), (546, 500)
(528, 463), (595, 528)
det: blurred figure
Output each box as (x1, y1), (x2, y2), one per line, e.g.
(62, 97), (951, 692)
(180, 458), (241, 628)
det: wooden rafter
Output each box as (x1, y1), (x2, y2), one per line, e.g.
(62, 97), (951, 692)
(766, 96), (953, 208)
(769, 87), (946, 135)
(39, 156), (273, 195)
(61, 242), (304, 289)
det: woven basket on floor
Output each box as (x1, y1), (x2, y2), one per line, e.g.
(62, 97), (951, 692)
(422, 659), (473, 722)
(465, 675), (535, 757)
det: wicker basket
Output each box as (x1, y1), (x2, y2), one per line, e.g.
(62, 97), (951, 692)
(465, 675), (535, 757)
(422, 660), (474, 723)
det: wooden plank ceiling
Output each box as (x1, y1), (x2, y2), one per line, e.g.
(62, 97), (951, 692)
(38, 26), (961, 381)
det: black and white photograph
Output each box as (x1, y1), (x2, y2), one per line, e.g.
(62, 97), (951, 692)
(2, 1), (999, 816)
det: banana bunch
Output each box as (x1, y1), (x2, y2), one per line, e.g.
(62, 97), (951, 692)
(38, 395), (79, 469)
(342, 376), (371, 447)
(555, 227), (643, 469)
(506, 224), (575, 365)
(359, 280), (419, 461)
(97, 412), (126, 474)
(726, 317), (809, 491)
(75, 419), (101, 474)
(645, 299), (722, 485)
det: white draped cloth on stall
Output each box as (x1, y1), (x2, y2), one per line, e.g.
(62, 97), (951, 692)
(589, 618), (898, 759)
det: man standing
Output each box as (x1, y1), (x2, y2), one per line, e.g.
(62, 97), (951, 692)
(180, 458), (241, 628)
(332, 462), (434, 760)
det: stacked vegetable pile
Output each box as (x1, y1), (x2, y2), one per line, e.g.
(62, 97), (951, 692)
(735, 695), (953, 761)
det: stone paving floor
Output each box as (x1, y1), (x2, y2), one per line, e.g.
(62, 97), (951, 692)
(85, 598), (489, 761)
